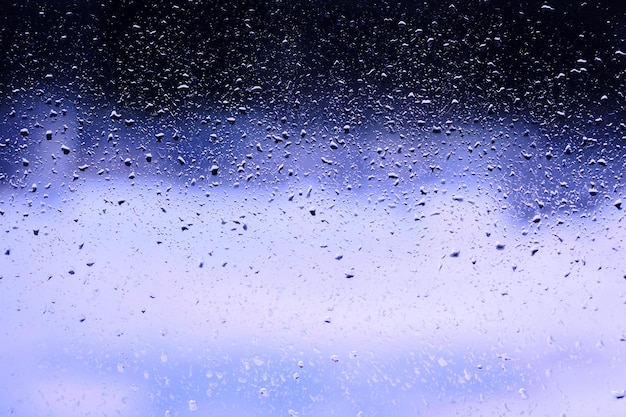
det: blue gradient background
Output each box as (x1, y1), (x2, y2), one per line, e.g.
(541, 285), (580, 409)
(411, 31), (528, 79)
(1, 1), (625, 416)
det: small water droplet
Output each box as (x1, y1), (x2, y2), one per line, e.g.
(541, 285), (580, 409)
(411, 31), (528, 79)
(188, 399), (198, 411)
(612, 390), (625, 399)
(519, 388), (529, 399)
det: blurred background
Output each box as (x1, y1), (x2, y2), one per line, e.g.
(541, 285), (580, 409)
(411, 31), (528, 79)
(1, 1), (625, 416)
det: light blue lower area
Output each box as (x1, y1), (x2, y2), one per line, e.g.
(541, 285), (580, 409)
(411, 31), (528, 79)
(1, 175), (624, 416)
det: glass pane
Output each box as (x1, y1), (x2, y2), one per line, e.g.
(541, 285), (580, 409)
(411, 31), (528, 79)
(1, 1), (624, 416)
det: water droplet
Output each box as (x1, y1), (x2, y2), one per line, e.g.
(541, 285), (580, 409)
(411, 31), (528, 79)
(612, 390), (625, 399)
(188, 399), (198, 411)
(519, 388), (529, 399)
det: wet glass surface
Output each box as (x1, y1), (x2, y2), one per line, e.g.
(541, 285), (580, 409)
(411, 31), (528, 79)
(1, 1), (625, 416)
